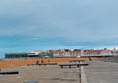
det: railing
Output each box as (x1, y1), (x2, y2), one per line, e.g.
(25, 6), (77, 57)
(1, 57), (40, 61)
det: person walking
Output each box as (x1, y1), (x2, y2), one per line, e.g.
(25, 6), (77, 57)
(48, 59), (50, 63)
(36, 60), (40, 65)
(89, 57), (92, 61)
(41, 59), (44, 64)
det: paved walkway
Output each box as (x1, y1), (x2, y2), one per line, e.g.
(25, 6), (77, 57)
(83, 60), (118, 83)
(0, 62), (80, 83)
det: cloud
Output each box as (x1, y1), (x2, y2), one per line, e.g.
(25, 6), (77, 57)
(0, 0), (118, 43)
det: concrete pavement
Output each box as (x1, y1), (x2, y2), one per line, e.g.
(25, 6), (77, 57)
(0, 62), (80, 83)
(83, 60), (118, 83)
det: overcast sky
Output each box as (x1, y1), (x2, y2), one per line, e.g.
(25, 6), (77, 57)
(0, 0), (118, 58)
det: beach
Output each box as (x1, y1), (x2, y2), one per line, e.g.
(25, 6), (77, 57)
(0, 57), (98, 68)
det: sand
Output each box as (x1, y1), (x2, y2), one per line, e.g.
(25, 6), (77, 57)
(0, 57), (98, 69)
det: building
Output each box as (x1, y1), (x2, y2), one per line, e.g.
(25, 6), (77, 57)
(38, 52), (53, 58)
(5, 53), (28, 58)
(27, 51), (43, 57)
(49, 50), (63, 57)
(63, 51), (71, 57)
(5, 50), (44, 58)
(5, 48), (114, 59)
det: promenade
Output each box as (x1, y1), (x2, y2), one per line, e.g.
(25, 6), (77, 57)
(0, 62), (80, 83)
(83, 59), (118, 83)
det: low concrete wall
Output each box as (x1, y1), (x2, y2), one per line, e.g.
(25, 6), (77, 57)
(80, 65), (88, 83)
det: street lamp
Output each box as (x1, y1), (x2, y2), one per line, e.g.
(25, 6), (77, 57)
(113, 41), (117, 56)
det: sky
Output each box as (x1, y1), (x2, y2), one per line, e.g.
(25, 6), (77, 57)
(0, 0), (118, 58)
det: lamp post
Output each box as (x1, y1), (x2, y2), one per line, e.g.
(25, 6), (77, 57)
(115, 41), (117, 55)
(113, 41), (117, 56)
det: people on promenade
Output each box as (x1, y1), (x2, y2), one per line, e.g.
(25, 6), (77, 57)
(48, 59), (50, 63)
(36, 60), (40, 65)
(89, 57), (92, 61)
(41, 59), (44, 64)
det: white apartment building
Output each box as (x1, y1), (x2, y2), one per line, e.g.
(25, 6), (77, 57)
(27, 51), (43, 57)
(63, 52), (71, 57)
(53, 52), (60, 57)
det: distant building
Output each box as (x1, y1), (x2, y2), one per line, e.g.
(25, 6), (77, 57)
(49, 50), (61, 57)
(5, 53), (28, 58)
(27, 51), (43, 57)
(63, 51), (71, 57)
(5, 48), (114, 59)
(38, 52), (53, 58)
(81, 49), (84, 56)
